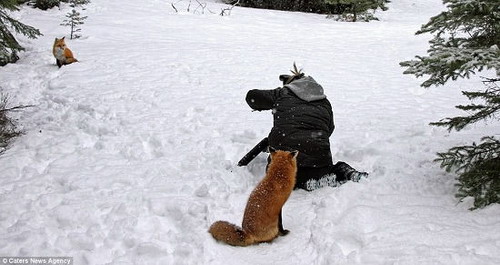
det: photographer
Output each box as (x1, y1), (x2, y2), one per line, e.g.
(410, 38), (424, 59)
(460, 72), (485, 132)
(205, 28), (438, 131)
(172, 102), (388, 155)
(244, 64), (367, 190)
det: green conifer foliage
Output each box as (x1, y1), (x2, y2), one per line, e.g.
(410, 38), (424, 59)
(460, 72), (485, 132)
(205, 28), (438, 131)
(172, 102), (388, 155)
(401, 0), (499, 87)
(401, 0), (500, 209)
(60, 0), (89, 39)
(236, 0), (389, 16)
(34, 0), (61, 10)
(0, 0), (42, 66)
(61, 8), (87, 39)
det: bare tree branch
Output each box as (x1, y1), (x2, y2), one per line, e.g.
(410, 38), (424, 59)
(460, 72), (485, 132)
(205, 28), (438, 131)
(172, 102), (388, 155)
(220, 0), (239, 16)
(0, 104), (35, 113)
(171, 3), (179, 13)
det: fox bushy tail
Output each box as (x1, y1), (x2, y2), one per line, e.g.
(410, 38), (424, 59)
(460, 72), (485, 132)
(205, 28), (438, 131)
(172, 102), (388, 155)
(208, 221), (254, 246)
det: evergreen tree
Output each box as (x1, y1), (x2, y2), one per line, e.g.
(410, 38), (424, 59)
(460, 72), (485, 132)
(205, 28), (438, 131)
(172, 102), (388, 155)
(237, 0), (327, 13)
(400, 0), (500, 209)
(0, 0), (42, 66)
(237, 0), (389, 16)
(60, 0), (89, 39)
(236, 0), (335, 14)
(61, 9), (87, 39)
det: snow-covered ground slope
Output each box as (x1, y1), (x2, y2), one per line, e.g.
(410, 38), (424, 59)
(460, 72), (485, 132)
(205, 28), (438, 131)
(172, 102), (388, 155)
(1, 0), (499, 264)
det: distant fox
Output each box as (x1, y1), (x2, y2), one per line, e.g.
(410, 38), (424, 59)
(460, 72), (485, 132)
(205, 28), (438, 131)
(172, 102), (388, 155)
(209, 148), (298, 246)
(52, 37), (78, 67)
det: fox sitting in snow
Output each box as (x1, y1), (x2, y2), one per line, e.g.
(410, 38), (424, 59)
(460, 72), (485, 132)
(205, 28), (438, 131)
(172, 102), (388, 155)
(209, 148), (298, 246)
(52, 37), (78, 67)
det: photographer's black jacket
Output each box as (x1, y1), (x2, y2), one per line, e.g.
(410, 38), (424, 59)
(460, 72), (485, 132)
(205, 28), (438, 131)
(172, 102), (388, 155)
(246, 76), (334, 168)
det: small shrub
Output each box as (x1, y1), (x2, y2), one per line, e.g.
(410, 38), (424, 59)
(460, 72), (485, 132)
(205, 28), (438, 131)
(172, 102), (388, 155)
(326, 10), (379, 22)
(0, 93), (22, 155)
(33, 0), (61, 10)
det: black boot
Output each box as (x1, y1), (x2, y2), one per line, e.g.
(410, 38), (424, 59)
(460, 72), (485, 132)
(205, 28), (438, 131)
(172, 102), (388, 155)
(332, 161), (368, 182)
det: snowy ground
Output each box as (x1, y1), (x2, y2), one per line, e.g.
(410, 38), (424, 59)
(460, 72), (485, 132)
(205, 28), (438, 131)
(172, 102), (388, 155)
(1, 0), (500, 264)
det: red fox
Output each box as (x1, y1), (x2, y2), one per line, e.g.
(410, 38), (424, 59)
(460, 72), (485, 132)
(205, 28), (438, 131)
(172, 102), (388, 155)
(52, 37), (78, 67)
(209, 148), (298, 246)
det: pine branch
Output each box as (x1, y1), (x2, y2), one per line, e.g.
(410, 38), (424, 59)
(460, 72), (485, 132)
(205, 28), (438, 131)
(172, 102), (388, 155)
(0, 0), (20, 11)
(435, 136), (500, 173)
(0, 10), (42, 39)
(400, 36), (500, 88)
(400, 0), (500, 88)
(0, 22), (24, 51)
(455, 156), (500, 210)
(417, 0), (499, 41)
(430, 78), (500, 131)
(483, 78), (500, 83)
(430, 102), (500, 131)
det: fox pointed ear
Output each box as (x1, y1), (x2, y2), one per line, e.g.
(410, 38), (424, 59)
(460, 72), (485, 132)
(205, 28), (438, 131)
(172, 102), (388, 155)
(62, 36), (65, 40)
(290, 150), (299, 158)
(269, 146), (277, 154)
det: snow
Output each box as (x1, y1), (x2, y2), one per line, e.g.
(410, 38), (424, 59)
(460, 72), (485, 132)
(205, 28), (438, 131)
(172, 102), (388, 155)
(1, 0), (500, 264)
